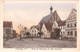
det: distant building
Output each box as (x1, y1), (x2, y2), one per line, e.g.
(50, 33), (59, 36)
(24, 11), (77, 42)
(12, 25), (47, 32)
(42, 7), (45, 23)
(21, 27), (29, 37)
(29, 26), (39, 37)
(3, 21), (13, 38)
(12, 29), (17, 38)
(66, 9), (77, 38)
(38, 6), (62, 38)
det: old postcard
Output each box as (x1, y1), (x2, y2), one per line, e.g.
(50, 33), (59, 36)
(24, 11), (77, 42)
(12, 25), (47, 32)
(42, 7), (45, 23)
(0, 0), (80, 52)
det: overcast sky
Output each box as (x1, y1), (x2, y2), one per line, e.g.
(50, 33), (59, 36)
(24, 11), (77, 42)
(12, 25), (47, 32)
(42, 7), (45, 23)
(3, 1), (77, 32)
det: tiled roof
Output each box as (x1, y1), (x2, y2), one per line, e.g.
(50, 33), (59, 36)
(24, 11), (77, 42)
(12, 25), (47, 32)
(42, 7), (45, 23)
(58, 21), (66, 26)
(45, 23), (53, 31)
(3, 21), (12, 27)
(39, 10), (62, 31)
(30, 25), (39, 30)
(39, 10), (61, 24)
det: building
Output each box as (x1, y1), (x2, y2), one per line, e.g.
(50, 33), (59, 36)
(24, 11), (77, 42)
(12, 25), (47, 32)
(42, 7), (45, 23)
(52, 20), (63, 32)
(41, 23), (53, 38)
(29, 26), (39, 37)
(38, 6), (62, 38)
(58, 21), (66, 38)
(66, 8), (77, 38)
(3, 21), (13, 38)
(12, 29), (17, 38)
(21, 27), (29, 37)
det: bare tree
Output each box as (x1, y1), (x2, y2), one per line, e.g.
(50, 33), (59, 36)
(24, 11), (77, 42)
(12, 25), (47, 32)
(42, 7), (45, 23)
(18, 24), (23, 41)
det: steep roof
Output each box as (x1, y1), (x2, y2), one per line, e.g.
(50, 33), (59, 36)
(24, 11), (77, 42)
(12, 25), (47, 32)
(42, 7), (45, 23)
(66, 8), (77, 21)
(30, 25), (39, 30)
(38, 10), (62, 31)
(45, 23), (53, 31)
(40, 14), (52, 23)
(39, 10), (61, 24)
(3, 21), (12, 27)
(58, 21), (66, 26)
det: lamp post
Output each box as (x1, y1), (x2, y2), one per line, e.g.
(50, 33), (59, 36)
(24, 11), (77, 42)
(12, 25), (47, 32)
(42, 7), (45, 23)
(18, 24), (23, 41)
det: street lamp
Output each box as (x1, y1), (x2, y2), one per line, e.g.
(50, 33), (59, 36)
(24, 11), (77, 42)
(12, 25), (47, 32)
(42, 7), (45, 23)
(18, 24), (23, 41)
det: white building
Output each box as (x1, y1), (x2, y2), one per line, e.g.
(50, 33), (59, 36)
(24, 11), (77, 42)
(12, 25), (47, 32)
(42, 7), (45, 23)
(41, 23), (52, 38)
(29, 26), (39, 37)
(66, 8), (77, 38)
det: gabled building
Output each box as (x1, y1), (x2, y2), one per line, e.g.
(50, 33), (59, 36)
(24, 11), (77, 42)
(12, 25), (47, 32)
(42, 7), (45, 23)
(38, 6), (62, 30)
(38, 6), (62, 38)
(66, 8), (77, 38)
(29, 25), (39, 37)
(41, 23), (53, 38)
(52, 20), (63, 32)
(3, 21), (13, 38)
(21, 27), (29, 37)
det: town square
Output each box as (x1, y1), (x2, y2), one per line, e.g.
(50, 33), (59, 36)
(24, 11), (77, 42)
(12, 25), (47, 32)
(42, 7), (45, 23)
(3, 1), (77, 48)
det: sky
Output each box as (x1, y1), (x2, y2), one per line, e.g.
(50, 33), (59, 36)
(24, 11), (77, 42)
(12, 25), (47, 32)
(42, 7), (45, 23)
(3, 1), (77, 33)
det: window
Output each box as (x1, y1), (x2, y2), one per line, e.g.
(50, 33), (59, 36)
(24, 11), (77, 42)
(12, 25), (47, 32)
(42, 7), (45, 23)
(67, 31), (69, 35)
(67, 24), (69, 28)
(32, 30), (33, 32)
(75, 31), (77, 37)
(35, 34), (36, 36)
(74, 22), (76, 27)
(68, 31), (73, 36)
(71, 23), (73, 27)
(70, 31), (73, 35)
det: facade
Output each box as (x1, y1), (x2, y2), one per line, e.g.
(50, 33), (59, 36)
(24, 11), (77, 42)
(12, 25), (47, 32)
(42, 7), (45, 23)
(66, 9), (77, 38)
(3, 21), (13, 38)
(29, 26), (39, 37)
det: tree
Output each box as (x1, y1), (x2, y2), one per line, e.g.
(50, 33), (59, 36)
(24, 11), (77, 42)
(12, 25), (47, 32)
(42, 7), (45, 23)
(54, 28), (61, 39)
(50, 28), (61, 39)
(26, 32), (30, 37)
(18, 24), (23, 41)
(50, 32), (55, 39)
(38, 32), (43, 38)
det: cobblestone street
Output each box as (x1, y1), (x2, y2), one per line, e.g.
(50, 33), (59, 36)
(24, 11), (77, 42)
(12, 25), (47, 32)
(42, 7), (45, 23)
(3, 38), (76, 48)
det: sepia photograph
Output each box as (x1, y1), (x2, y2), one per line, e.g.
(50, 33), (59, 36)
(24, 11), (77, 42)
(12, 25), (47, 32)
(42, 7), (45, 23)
(3, 0), (77, 49)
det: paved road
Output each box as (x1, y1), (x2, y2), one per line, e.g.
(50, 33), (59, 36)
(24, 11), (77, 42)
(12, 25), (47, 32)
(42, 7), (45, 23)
(3, 38), (76, 48)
